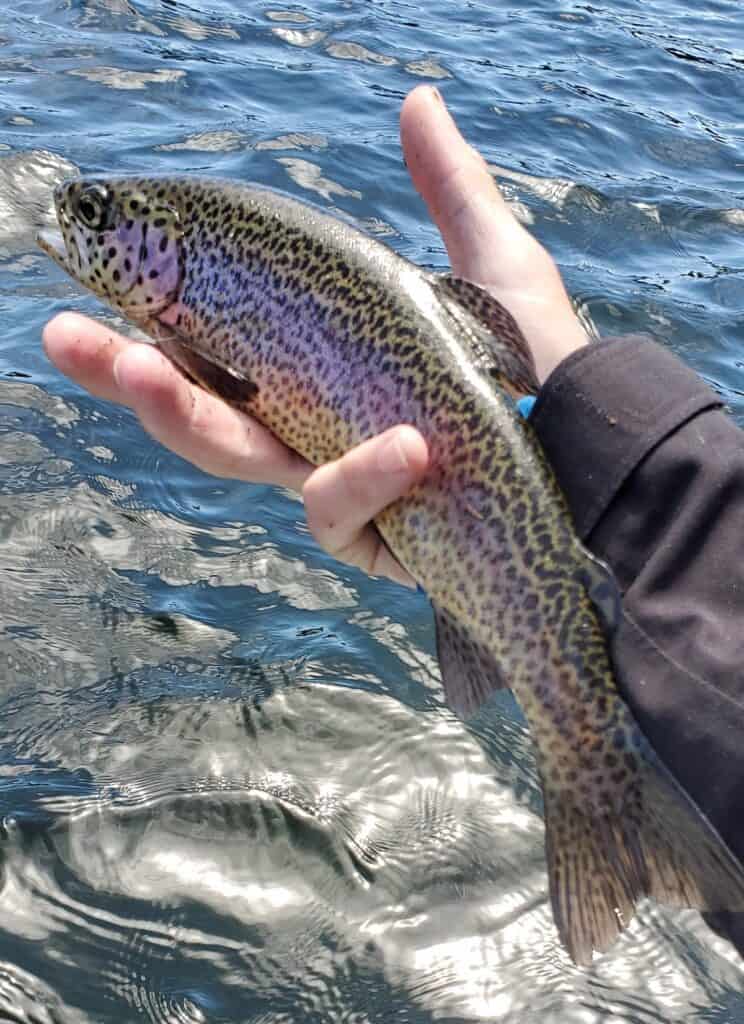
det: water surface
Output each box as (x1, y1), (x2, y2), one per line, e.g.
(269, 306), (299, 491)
(2, 1), (744, 1020)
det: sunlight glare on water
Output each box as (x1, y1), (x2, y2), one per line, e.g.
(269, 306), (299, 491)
(1, 0), (744, 1020)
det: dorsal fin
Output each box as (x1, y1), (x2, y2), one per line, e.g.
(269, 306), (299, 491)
(432, 273), (540, 398)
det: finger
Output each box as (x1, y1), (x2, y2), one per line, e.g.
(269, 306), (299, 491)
(400, 86), (536, 283)
(303, 426), (428, 587)
(43, 312), (137, 403)
(112, 343), (310, 489)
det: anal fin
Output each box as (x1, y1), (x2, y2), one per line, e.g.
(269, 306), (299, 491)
(433, 603), (509, 718)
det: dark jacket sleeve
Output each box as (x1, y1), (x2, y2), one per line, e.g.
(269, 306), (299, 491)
(530, 334), (744, 876)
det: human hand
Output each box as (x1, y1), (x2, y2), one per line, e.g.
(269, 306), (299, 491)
(42, 85), (587, 587)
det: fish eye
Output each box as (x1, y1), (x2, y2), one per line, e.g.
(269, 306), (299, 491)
(74, 185), (112, 231)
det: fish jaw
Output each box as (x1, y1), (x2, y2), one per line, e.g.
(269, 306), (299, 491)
(38, 183), (95, 279)
(37, 226), (69, 270)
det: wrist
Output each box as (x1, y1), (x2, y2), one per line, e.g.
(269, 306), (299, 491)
(535, 323), (589, 384)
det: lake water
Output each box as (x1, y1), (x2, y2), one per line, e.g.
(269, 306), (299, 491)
(2, 1), (744, 1020)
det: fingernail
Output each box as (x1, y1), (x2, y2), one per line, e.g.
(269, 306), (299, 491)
(430, 86), (443, 104)
(377, 430), (411, 474)
(111, 350), (138, 396)
(111, 352), (125, 389)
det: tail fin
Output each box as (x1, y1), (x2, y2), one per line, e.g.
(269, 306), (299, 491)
(543, 740), (744, 965)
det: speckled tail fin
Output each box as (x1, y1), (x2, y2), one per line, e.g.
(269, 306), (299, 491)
(433, 604), (509, 717)
(544, 735), (744, 965)
(432, 274), (540, 397)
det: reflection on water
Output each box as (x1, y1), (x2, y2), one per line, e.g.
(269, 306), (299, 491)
(2, 0), (744, 1020)
(156, 131), (248, 153)
(278, 157), (362, 200)
(67, 67), (187, 90)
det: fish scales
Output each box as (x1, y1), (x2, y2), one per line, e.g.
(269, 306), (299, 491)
(38, 174), (744, 965)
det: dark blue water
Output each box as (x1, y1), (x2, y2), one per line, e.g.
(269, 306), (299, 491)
(2, 1), (744, 1020)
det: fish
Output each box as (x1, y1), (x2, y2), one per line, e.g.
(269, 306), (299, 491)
(38, 175), (744, 964)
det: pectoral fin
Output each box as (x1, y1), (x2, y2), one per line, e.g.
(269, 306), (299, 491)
(432, 274), (540, 397)
(433, 603), (509, 718)
(145, 319), (259, 410)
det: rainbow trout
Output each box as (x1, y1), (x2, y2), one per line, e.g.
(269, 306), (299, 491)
(38, 176), (744, 964)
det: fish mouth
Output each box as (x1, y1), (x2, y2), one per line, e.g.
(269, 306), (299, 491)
(37, 227), (72, 272)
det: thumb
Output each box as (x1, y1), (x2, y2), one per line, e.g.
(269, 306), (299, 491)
(400, 85), (535, 284)
(303, 426), (428, 587)
(399, 86), (589, 383)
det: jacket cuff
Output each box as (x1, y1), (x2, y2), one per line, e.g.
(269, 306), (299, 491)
(529, 334), (724, 539)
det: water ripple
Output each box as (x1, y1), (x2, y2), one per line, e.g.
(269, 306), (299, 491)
(4, 0), (744, 1020)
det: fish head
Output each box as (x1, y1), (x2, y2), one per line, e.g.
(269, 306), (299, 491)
(38, 177), (184, 319)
